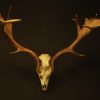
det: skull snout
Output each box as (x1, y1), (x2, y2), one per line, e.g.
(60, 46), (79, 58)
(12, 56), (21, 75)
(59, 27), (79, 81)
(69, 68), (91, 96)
(42, 84), (48, 91)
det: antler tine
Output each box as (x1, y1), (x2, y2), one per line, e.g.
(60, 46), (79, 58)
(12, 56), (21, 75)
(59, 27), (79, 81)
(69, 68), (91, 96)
(51, 14), (100, 63)
(0, 7), (20, 23)
(72, 13), (81, 31)
(0, 14), (39, 66)
(7, 6), (12, 19)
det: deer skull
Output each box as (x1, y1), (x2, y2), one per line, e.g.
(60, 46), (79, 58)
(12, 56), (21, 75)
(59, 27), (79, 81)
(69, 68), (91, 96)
(36, 54), (53, 91)
(1, 11), (100, 91)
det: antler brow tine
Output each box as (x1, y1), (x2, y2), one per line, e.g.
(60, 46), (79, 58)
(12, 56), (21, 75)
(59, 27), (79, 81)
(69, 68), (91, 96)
(51, 14), (100, 63)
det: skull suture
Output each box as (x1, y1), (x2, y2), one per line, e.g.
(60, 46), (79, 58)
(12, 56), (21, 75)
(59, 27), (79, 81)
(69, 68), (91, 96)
(36, 54), (53, 91)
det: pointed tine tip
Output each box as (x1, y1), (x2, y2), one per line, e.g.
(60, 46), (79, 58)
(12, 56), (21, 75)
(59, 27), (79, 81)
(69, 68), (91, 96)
(11, 19), (21, 21)
(96, 13), (98, 16)
(79, 54), (85, 57)
(10, 50), (20, 54)
(71, 51), (85, 57)
(72, 13), (78, 21)
(76, 13), (78, 18)
(9, 51), (16, 54)
(72, 18), (77, 22)
(7, 6), (13, 19)
(14, 19), (21, 21)
(5, 19), (21, 23)
(95, 13), (98, 16)
(77, 53), (85, 57)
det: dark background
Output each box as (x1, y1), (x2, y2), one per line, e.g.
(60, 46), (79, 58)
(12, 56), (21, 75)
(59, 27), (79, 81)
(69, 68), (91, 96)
(0, 0), (100, 100)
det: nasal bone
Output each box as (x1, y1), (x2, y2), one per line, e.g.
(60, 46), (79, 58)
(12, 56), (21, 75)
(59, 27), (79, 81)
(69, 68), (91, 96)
(42, 84), (47, 91)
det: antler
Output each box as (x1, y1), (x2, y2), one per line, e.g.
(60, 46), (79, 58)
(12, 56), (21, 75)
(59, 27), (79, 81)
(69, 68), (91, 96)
(0, 14), (39, 66)
(51, 14), (100, 64)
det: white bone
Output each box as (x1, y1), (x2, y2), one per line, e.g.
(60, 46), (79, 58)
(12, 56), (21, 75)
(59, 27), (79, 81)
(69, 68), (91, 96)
(39, 54), (51, 67)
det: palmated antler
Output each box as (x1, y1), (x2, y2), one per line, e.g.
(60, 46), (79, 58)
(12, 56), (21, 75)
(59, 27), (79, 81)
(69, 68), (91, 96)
(0, 14), (39, 66)
(51, 14), (100, 64)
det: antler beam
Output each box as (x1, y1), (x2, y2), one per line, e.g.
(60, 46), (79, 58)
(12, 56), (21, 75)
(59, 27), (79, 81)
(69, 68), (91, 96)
(51, 14), (100, 63)
(0, 14), (39, 66)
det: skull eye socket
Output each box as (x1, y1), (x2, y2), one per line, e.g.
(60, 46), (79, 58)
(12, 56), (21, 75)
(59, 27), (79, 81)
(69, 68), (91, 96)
(40, 75), (43, 79)
(39, 71), (41, 73)
(47, 75), (50, 80)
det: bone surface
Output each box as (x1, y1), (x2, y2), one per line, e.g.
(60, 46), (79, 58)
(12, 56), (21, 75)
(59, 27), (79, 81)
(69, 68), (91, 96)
(39, 54), (51, 67)
(38, 54), (52, 91)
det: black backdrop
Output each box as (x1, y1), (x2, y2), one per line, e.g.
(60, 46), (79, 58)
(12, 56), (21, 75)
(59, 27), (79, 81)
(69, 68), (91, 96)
(0, 0), (100, 100)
